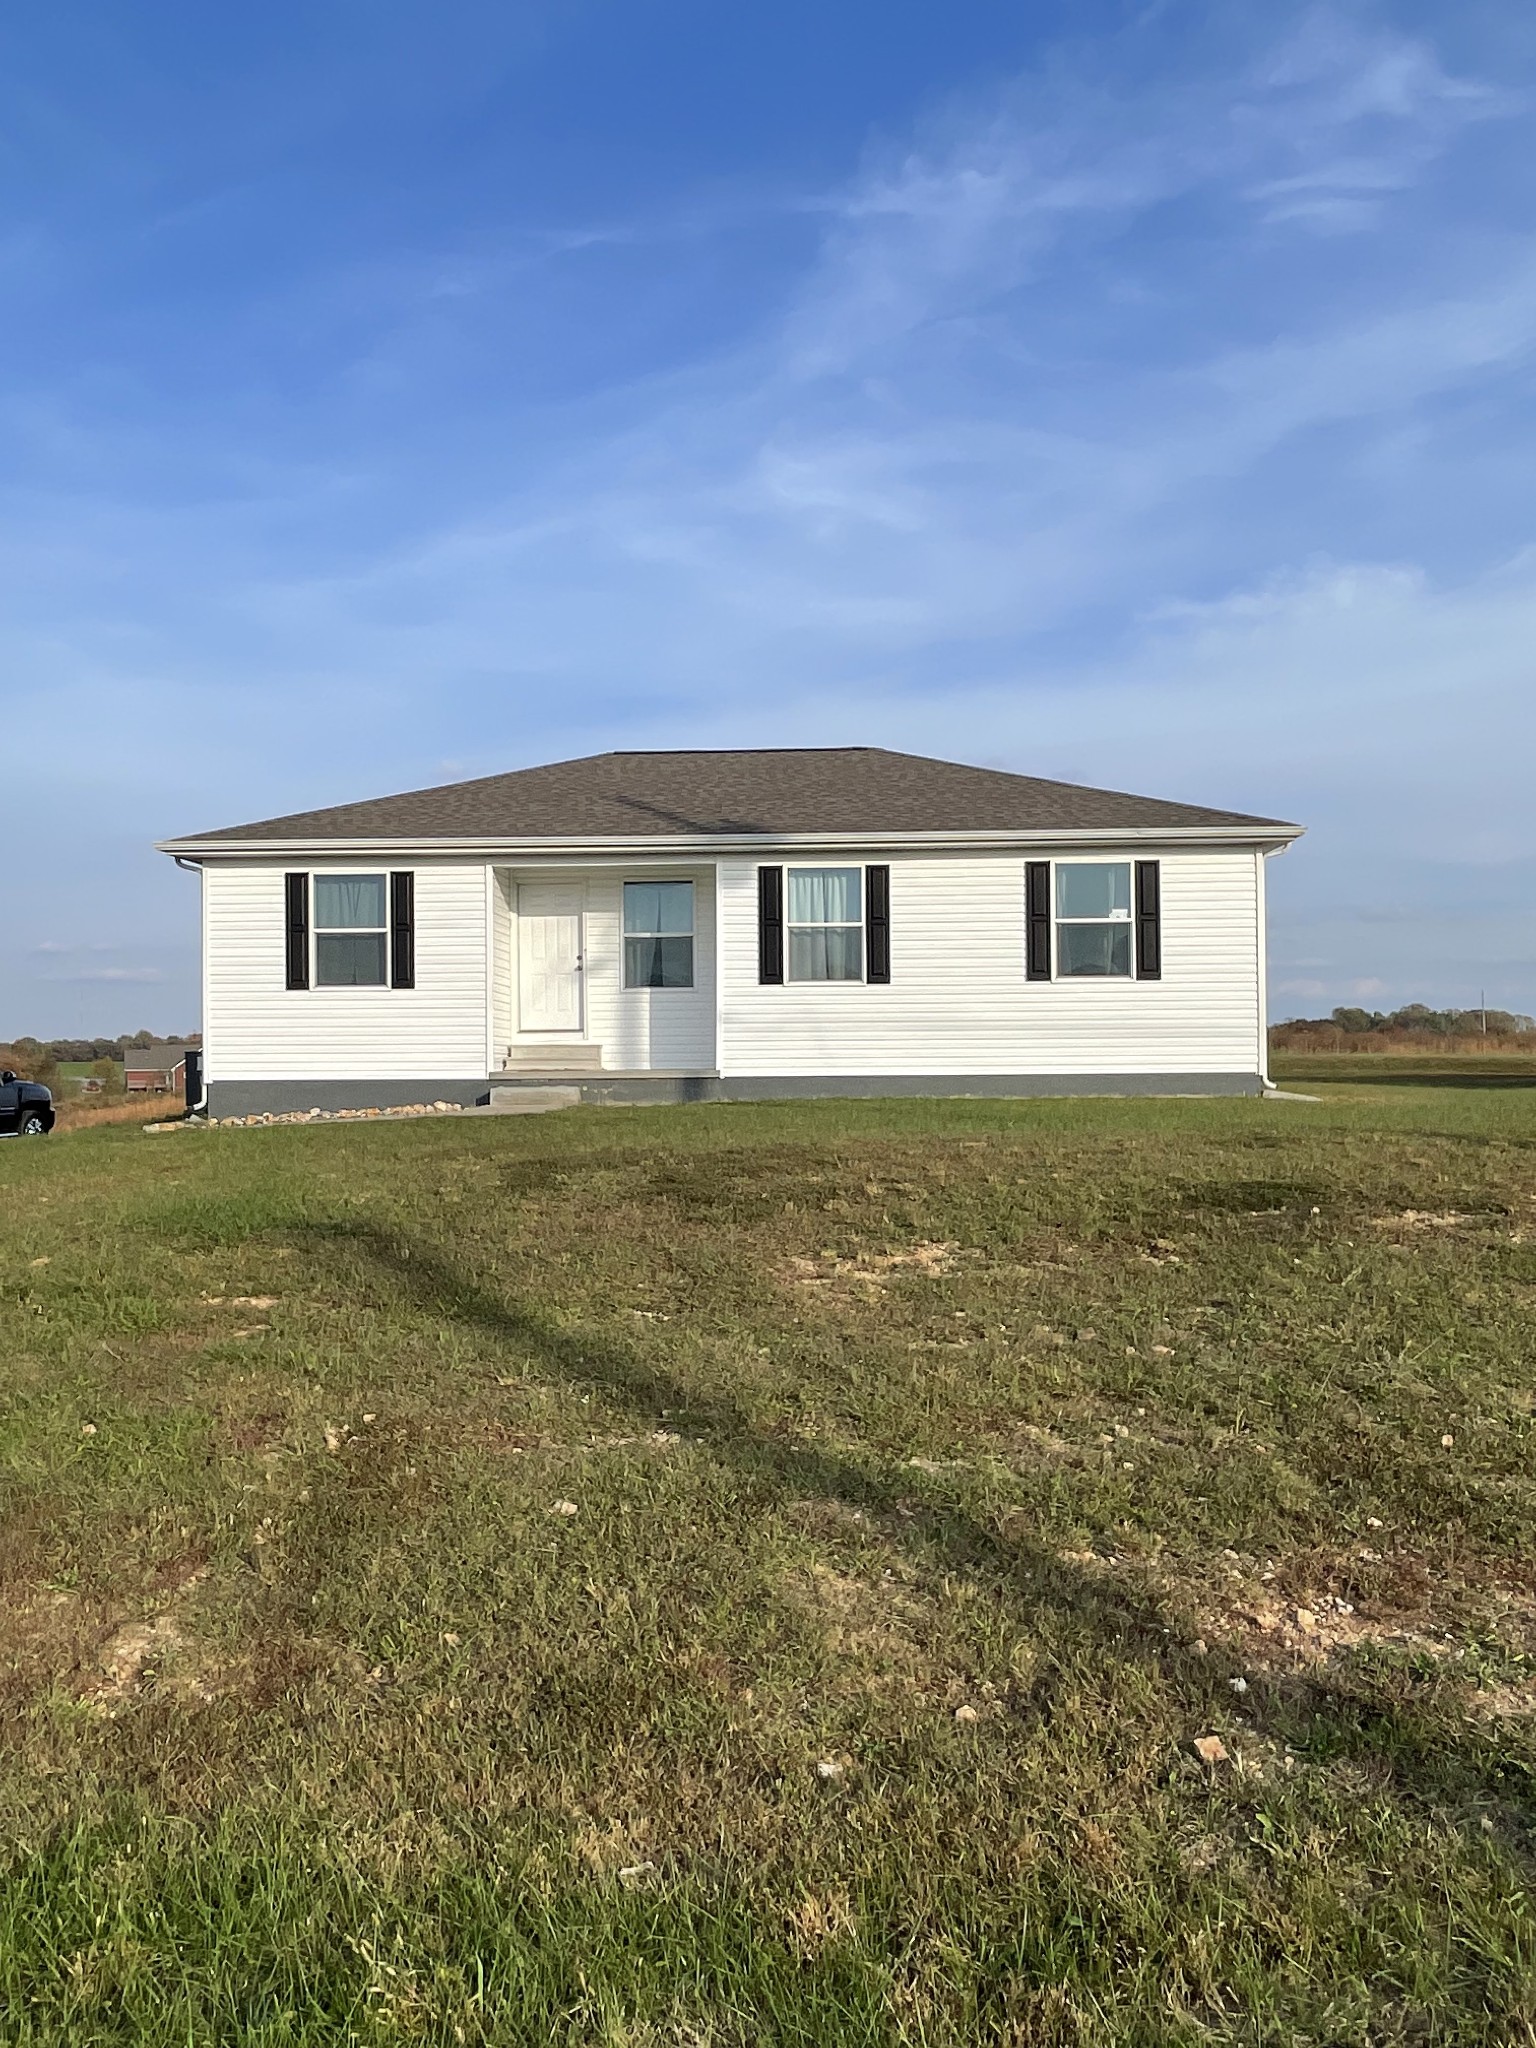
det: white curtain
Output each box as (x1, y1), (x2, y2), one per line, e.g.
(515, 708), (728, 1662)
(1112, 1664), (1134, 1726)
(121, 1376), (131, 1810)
(788, 868), (861, 925)
(623, 881), (693, 936)
(315, 875), (385, 929)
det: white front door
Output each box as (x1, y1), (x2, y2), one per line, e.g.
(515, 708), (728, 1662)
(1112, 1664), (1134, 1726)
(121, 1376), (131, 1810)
(517, 883), (584, 1032)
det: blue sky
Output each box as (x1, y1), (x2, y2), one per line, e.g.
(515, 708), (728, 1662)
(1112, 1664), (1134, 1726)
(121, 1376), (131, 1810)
(3, 0), (1532, 1036)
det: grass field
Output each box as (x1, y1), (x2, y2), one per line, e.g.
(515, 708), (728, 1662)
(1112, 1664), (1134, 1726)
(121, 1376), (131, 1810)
(1271, 1052), (1536, 1087)
(4, 1089), (1536, 2044)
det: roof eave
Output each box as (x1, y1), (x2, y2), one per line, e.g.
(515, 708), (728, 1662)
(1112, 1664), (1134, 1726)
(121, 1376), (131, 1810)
(159, 823), (1303, 859)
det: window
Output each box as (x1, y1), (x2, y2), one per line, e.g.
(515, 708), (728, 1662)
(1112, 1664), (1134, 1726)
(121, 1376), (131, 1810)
(788, 867), (863, 981)
(1055, 862), (1132, 977)
(314, 874), (388, 986)
(624, 881), (694, 988)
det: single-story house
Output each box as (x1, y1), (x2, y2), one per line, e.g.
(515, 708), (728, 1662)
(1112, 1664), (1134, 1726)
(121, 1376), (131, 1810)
(158, 747), (1301, 1119)
(124, 1044), (196, 1094)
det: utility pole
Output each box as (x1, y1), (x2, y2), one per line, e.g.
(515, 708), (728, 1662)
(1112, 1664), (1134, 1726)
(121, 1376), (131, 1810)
(1481, 989), (1487, 1038)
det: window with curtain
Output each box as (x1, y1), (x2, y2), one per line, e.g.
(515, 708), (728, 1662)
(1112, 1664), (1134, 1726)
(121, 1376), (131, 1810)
(623, 881), (694, 988)
(1055, 862), (1132, 977)
(314, 874), (388, 986)
(787, 867), (863, 982)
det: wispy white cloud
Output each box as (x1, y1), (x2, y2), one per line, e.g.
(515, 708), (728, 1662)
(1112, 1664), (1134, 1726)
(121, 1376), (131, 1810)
(41, 966), (164, 984)
(1276, 976), (1389, 1001)
(781, 3), (1513, 387)
(1238, 8), (1512, 229)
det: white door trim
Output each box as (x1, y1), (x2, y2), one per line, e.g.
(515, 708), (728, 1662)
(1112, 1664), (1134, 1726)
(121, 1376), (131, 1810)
(516, 882), (585, 1034)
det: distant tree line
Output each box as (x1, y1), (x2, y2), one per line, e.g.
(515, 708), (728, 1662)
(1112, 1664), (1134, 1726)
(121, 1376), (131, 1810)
(0, 1031), (200, 1091)
(1273, 1004), (1535, 1052)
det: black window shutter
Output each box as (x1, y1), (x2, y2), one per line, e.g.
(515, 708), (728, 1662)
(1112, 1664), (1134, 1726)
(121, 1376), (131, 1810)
(1135, 859), (1161, 980)
(865, 864), (890, 983)
(285, 873), (309, 990)
(757, 866), (784, 984)
(390, 871), (416, 989)
(1025, 861), (1052, 981)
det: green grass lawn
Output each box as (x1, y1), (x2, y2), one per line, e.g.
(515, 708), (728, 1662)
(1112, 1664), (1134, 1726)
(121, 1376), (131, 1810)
(4, 1091), (1536, 2045)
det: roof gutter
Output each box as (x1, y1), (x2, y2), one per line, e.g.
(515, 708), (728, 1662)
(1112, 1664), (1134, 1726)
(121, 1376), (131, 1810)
(158, 824), (1304, 860)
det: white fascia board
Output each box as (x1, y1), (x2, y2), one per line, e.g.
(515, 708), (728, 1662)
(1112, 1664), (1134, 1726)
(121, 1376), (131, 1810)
(158, 824), (1304, 860)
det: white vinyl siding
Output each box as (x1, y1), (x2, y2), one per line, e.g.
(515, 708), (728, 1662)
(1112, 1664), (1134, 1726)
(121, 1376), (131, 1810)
(717, 848), (1263, 1076)
(203, 859), (490, 1083)
(202, 846), (1264, 1087)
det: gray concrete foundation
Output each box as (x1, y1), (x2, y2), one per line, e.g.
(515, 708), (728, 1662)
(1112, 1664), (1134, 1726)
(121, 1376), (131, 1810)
(207, 1071), (1265, 1117)
(721, 1071), (1265, 1100)
(205, 1079), (488, 1118)
(562, 1071), (1267, 1104)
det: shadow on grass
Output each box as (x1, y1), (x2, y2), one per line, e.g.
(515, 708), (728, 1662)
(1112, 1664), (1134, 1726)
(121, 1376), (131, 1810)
(1369, 1076), (1536, 1091)
(299, 1216), (1536, 1845)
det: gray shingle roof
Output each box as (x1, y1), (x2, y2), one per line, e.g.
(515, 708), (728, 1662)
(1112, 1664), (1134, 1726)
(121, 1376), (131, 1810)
(123, 1043), (196, 1070)
(172, 748), (1296, 845)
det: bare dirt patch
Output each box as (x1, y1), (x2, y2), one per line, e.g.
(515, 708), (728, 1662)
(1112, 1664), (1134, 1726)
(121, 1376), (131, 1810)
(222, 1411), (288, 1454)
(81, 1560), (213, 1710)
(1377, 1210), (1472, 1230)
(1465, 1682), (1536, 1721)
(784, 1240), (965, 1292)
(1054, 1545), (1472, 1677)
(780, 1563), (940, 1699)
(1215, 1588), (1447, 1665)
(1371, 1209), (1502, 1232)
(92, 1614), (190, 1704)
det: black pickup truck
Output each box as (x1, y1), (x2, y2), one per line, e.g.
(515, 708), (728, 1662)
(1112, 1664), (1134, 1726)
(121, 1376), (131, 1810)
(0, 1071), (55, 1136)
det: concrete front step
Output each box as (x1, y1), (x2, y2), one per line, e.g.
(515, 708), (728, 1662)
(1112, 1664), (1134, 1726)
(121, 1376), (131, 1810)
(502, 1042), (604, 1072)
(480, 1086), (582, 1115)
(492, 1071), (605, 1082)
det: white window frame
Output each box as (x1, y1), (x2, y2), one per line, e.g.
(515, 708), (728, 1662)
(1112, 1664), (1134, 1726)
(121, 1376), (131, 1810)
(313, 873), (389, 989)
(786, 866), (865, 985)
(1052, 859), (1134, 981)
(622, 879), (696, 991)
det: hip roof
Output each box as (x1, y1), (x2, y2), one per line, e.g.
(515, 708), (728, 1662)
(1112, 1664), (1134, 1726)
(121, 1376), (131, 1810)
(164, 747), (1298, 850)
